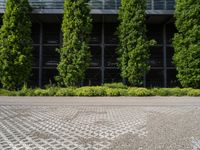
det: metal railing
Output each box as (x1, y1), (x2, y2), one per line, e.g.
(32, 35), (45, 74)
(0, 0), (175, 11)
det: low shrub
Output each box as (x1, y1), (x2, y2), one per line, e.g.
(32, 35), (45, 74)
(152, 88), (171, 96)
(103, 83), (127, 89)
(0, 86), (200, 97)
(33, 89), (49, 96)
(75, 86), (106, 96)
(187, 89), (200, 96)
(0, 89), (15, 96)
(105, 88), (128, 96)
(152, 88), (192, 96)
(56, 88), (75, 96)
(45, 87), (59, 96)
(127, 88), (153, 96)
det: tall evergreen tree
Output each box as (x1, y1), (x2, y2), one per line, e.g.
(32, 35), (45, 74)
(118, 0), (155, 86)
(56, 0), (92, 87)
(0, 0), (32, 90)
(173, 0), (200, 88)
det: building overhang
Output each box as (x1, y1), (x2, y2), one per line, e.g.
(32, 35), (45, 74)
(0, 9), (174, 15)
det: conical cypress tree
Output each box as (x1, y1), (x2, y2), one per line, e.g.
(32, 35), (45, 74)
(173, 0), (200, 88)
(0, 0), (32, 90)
(118, 0), (155, 86)
(56, 0), (92, 87)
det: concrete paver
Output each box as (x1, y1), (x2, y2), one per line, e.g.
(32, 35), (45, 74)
(0, 97), (200, 149)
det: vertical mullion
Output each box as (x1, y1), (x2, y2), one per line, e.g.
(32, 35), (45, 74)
(101, 15), (105, 85)
(39, 23), (43, 88)
(163, 24), (167, 87)
(164, 0), (167, 10)
(152, 0), (154, 10)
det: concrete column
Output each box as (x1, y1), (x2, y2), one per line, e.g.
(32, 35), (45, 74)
(39, 23), (43, 88)
(163, 24), (167, 87)
(101, 15), (105, 85)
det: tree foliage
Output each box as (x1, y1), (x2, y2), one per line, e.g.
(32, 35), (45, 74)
(173, 0), (200, 88)
(118, 0), (155, 86)
(0, 0), (32, 90)
(56, 0), (92, 87)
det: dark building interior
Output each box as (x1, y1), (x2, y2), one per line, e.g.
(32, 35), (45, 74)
(0, 0), (178, 87)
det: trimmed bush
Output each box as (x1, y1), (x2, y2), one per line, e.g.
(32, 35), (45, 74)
(75, 86), (106, 96)
(118, 0), (155, 86)
(0, 0), (32, 90)
(56, 88), (75, 96)
(103, 83), (127, 89)
(0, 87), (200, 97)
(33, 89), (49, 96)
(127, 88), (153, 96)
(173, 0), (200, 88)
(187, 89), (200, 96)
(105, 88), (127, 96)
(56, 0), (92, 87)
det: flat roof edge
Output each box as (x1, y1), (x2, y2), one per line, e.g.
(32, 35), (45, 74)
(0, 9), (174, 15)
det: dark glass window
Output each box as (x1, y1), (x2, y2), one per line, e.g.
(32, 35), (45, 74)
(43, 23), (60, 44)
(104, 23), (118, 44)
(104, 69), (121, 83)
(90, 0), (103, 9)
(154, 0), (164, 10)
(166, 0), (175, 10)
(147, 24), (163, 44)
(166, 46), (175, 67)
(104, 0), (116, 9)
(90, 46), (101, 67)
(32, 23), (40, 44)
(43, 46), (60, 67)
(30, 69), (39, 88)
(167, 69), (179, 87)
(42, 69), (58, 86)
(150, 46), (163, 67)
(166, 24), (176, 44)
(90, 23), (101, 44)
(84, 69), (101, 86)
(104, 46), (118, 67)
(146, 69), (164, 87)
(32, 46), (39, 67)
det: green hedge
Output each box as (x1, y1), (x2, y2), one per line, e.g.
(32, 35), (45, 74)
(0, 83), (200, 96)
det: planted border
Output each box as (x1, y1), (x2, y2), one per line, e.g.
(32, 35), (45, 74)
(0, 83), (200, 96)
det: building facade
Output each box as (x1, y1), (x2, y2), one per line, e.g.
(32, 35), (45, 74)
(0, 0), (178, 87)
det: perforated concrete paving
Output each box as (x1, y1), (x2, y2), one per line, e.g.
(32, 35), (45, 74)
(0, 97), (200, 150)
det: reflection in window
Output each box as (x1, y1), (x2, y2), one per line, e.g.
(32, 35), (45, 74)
(42, 69), (58, 86)
(43, 46), (60, 67)
(105, 0), (116, 9)
(90, 23), (101, 44)
(90, 46), (101, 67)
(146, 69), (164, 87)
(43, 23), (60, 44)
(147, 25), (163, 44)
(166, 47), (175, 67)
(166, 24), (176, 44)
(154, 0), (164, 10)
(167, 69), (179, 87)
(104, 69), (121, 83)
(166, 0), (175, 10)
(32, 46), (39, 67)
(149, 46), (163, 67)
(104, 46), (118, 67)
(104, 23), (118, 44)
(30, 69), (39, 88)
(84, 69), (101, 86)
(89, 0), (103, 9)
(32, 23), (40, 44)
(146, 0), (152, 10)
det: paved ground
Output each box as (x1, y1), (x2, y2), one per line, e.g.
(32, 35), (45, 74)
(0, 96), (200, 150)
